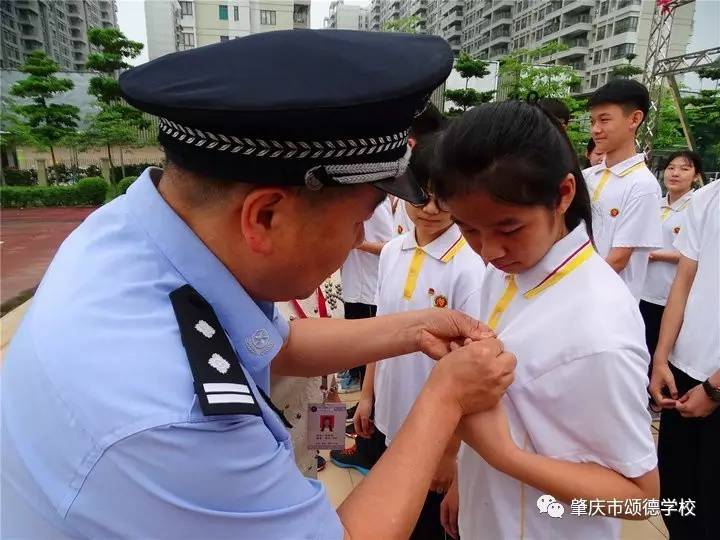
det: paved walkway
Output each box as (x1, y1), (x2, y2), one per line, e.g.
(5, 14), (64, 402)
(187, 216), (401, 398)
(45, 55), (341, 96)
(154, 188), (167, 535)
(1, 207), (95, 306)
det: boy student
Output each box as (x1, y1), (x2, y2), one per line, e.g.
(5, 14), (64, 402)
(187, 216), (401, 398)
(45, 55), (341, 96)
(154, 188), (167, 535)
(333, 134), (485, 540)
(583, 79), (662, 300)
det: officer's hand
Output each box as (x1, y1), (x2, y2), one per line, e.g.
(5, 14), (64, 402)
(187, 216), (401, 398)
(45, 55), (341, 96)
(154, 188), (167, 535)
(415, 309), (493, 361)
(431, 338), (516, 416)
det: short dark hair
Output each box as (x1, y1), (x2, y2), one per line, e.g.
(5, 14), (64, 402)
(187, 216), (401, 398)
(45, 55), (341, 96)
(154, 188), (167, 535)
(410, 102), (447, 139)
(664, 150), (705, 182)
(588, 79), (650, 124)
(410, 131), (441, 193)
(538, 98), (571, 125)
(433, 101), (593, 241)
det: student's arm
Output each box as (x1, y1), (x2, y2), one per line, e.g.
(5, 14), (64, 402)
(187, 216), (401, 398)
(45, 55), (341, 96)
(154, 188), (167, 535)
(271, 309), (492, 376)
(609, 189), (663, 273)
(356, 240), (386, 255)
(354, 362), (376, 438)
(648, 249), (680, 264)
(649, 255), (698, 406)
(340, 340), (516, 540)
(459, 406), (659, 520)
(605, 247), (633, 273)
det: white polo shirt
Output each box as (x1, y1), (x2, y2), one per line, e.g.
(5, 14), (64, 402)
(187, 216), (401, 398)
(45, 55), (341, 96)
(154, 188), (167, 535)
(583, 153), (663, 300)
(458, 223), (657, 540)
(669, 180), (720, 382)
(341, 198), (394, 305)
(391, 197), (413, 237)
(373, 225), (485, 446)
(641, 190), (693, 306)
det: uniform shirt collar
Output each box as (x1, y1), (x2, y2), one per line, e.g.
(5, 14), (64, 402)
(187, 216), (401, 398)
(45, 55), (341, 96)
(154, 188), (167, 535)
(662, 189), (693, 210)
(600, 152), (646, 177)
(124, 167), (282, 378)
(401, 224), (466, 262)
(514, 223), (591, 296)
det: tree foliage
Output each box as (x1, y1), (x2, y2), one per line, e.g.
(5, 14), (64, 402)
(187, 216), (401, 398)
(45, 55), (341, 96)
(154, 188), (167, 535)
(8, 51), (80, 165)
(498, 42), (582, 100)
(610, 53), (644, 80)
(383, 15), (420, 33)
(444, 52), (494, 115)
(84, 27), (148, 173)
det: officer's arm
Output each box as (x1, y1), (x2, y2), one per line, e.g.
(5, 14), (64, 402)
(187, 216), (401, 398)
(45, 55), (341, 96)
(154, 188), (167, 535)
(271, 308), (489, 376)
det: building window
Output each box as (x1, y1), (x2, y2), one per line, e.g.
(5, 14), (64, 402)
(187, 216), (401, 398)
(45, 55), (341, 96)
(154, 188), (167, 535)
(614, 16), (638, 35)
(260, 10), (276, 25)
(183, 32), (194, 46)
(591, 74), (598, 88)
(180, 1), (193, 16)
(234, 5), (239, 21)
(220, 35), (229, 42)
(219, 5), (228, 20)
(594, 50), (601, 63)
(596, 25), (605, 40)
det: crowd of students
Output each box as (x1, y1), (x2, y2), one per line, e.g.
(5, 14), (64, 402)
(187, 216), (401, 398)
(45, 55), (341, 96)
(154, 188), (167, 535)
(293, 79), (718, 540)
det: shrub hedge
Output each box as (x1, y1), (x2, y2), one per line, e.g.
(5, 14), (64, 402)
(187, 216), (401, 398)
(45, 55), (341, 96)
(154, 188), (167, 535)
(1, 177), (109, 208)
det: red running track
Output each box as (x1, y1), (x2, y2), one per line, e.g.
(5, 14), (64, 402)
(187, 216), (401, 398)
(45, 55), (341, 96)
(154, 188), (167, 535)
(1, 207), (96, 305)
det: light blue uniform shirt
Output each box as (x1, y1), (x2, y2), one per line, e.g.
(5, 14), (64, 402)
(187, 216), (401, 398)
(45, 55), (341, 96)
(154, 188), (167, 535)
(1, 168), (343, 539)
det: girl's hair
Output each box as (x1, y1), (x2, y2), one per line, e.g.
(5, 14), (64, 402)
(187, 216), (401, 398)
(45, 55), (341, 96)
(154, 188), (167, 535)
(663, 150), (705, 185)
(433, 100), (593, 241)
(409, 130), (443, 193)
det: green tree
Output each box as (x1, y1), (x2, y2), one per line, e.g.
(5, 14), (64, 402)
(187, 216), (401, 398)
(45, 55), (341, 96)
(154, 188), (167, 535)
(652, 93), (686, 151)
(454, 52), (491, 88)
(444, 52), (494, 116)
(683, 89), (720, 170)
(9, 51), (80, 165)
(498, 42), (582, 100)
(383, 15), (420, 33)
(84, 27), (148, 178)
(610, 53), (644, 80)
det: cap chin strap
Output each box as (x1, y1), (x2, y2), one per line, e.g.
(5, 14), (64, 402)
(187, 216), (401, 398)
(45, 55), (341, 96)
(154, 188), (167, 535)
(304, 145), (412, 190)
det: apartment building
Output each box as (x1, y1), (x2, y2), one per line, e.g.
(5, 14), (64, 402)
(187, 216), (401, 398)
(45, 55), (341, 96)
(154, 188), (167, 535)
(325, 0), (368, 30)
(147, 0), (311, 60)
(1, 0), (118, 70)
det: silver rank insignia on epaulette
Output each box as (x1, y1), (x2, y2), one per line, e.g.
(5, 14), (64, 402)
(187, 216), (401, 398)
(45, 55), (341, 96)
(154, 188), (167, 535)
(169, 284), (262, 417)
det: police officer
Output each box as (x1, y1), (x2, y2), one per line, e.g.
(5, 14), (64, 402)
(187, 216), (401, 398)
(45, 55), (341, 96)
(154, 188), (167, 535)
(1, 30), (515, 539)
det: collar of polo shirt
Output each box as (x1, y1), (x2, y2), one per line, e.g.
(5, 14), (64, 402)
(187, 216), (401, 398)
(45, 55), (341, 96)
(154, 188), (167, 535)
(662, 189), (694, 210)
(400, 225), (467, 263)
(598, 152), (646, 177)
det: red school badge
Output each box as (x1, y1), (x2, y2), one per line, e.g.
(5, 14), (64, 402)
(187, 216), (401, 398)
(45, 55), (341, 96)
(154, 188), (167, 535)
(674, 226), (681, 234)
(609, 208), (620, 217)
(434, 295), (448, 308)
(398, 225), (404, 234)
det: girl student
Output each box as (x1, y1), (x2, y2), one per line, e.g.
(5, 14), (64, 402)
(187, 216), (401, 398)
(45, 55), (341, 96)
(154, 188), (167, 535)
(434, 101), (659, 540)
(346, 132), (485, 540)
(640, 151), (703, 364)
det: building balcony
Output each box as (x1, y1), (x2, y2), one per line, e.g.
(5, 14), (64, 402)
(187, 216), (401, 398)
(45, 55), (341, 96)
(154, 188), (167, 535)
(563, 0), (595, 15)
(560, 15), (592, 37)
(556, 39), (589, 60)
(490, 13), (512, 28)
(443, 10), (462, 26)
(494, 0), (514, 10)
(444, 24), (462, 41)
(488, 33), (511, 48)
(561, 59), (586, 71)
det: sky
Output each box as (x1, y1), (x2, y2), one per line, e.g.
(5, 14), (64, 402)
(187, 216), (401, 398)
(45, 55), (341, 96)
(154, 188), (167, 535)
(119, 0), (719, 90)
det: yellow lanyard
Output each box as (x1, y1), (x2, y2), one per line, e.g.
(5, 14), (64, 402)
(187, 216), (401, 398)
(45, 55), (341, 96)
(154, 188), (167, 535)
(661, 207), (672, 222)
(591, 169), (611, 203)
(487, 241), (594, 330)
(488, 275), (518, 330)
(591, 162), (647, 203)
(403, 248), (426, 300)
